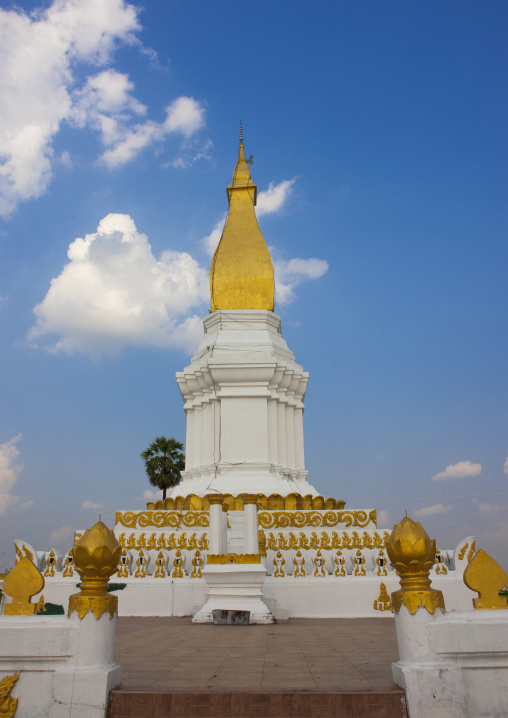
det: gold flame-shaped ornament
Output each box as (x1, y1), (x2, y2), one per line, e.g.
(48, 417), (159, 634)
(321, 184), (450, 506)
(3, 557), (45, 616)
(210, 129), (274, 311)
(68, 520), (121, 620)
(463, 549), (508, 610)
(0, 673), (20, 718)
(386, 516), (445, 615)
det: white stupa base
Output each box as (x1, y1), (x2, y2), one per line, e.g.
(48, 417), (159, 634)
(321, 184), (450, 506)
(192, 563), (274, 624)
(174, 465), (318, 499)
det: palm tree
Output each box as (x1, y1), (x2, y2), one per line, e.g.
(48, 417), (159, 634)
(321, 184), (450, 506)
(140, 436), (185, 500)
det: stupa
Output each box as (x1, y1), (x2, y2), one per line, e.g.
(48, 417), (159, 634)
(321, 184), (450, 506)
(12, 132), (477, 618)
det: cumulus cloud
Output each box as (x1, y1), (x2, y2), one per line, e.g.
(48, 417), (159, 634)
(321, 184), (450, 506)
(431, 460), (481, 482)
(274, 257), (329, 305)
(82, 500), (104, 510)
(27, 213), (209, 357)
(49, 525), (74, 546)
(414, 504), (452, 518)
(474, 499), (508, 516)
(0, 434), (24, 515)
(256, 178), (296, 217)
(0, 0), (206, 216)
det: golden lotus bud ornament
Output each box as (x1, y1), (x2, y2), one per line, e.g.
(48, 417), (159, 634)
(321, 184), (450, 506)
(386, 516), (445, 615)
(68, 520), (121, 620)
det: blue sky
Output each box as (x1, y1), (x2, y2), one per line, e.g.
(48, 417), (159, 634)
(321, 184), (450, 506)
(0, 0), (507, 570)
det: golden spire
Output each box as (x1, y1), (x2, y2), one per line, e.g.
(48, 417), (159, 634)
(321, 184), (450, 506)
(210, 129), (274, 311)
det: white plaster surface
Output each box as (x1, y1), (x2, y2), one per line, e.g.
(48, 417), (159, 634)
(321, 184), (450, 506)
(0, 612), (120, 717)
(392, 604), (508, 718)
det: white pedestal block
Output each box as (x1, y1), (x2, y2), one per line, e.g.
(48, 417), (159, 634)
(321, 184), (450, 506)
(192, 563), (274, 624)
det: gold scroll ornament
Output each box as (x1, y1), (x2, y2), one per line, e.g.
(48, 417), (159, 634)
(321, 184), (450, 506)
(386, 516), (445, 615)
(68, 520), (121, 620)
(3, 557), (44, 616)
(258, 510), (376, 530)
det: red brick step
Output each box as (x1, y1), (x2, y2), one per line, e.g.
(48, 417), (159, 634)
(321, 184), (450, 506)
(108, 688), (407, 718)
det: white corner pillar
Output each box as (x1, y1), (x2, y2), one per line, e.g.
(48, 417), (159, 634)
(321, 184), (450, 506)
(241, 495), (260, 554)
(206, 495), (224, 554)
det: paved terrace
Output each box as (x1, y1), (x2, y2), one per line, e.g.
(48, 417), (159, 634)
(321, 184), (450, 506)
(114, 616), (400, 691)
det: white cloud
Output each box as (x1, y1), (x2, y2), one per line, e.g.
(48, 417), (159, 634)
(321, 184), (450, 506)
(474, 500), (508, 516)
(98, 96), (205, 169)
(82, 500), (104, 510)
(0, 434), (23, 515)
(201, 213), (227, 256)
(414, 504), (452, 518)
(431, 460), (482, 482)
(274, 257), (329, 305)
(19, 499), (35, 510)
(504, 455), (508, 475)
(377, 509), (390, 526)
(49, 525), (73, 546)
(0, 0), (206, 216)
(27, 213), (209, 357)
(256, 178), (296, 217)
(143, 488), (165, 501)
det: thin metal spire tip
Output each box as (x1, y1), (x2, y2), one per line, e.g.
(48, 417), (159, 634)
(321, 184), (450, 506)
(239, 121), (243, 142)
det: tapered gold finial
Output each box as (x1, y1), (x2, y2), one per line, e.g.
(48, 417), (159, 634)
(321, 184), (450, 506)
(68, 520), (121, 620)
(210, 130), (274, 311)
(386, 515), (445, 615)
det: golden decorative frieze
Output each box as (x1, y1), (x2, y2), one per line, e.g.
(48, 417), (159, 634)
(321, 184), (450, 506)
(0, 673), (19, 717)
(116, 531), (208, 553)
(207, 553), (261, 564)
(3, 557), (45, 616)
(116, 510), (209, 529)
(264, 530), (389, 552)
(386, 516), (445, 615)
(463, 549), (508, 610)
(68, 520), (121, 620)
(258, 509), (376, 530)
(134, 549), (147, 578)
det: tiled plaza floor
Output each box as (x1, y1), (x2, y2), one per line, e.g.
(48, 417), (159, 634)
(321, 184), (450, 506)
(114, 617), (400, 692)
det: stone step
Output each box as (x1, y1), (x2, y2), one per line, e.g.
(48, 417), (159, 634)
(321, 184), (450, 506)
(108, 688), (407, 717)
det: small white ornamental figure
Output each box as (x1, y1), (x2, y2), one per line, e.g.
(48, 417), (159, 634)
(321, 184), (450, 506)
(117, 548), (131, 578)
(191, 550), (203, 578)
(313, 549), (327, 577)
(134, 549), (147, 578)
(273, 550), (286, 578)
(293, 549), (306, 577)
(333, 549), (346, 577)
(172, 548), (185, 578)
(43, 550), (57, 577)
(353, 549), (366, 576)
(376, 549), (388, 576)
(434, 547), (448, 575)
(154, 550), (168, 578)
(62, 549), (75, 577)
